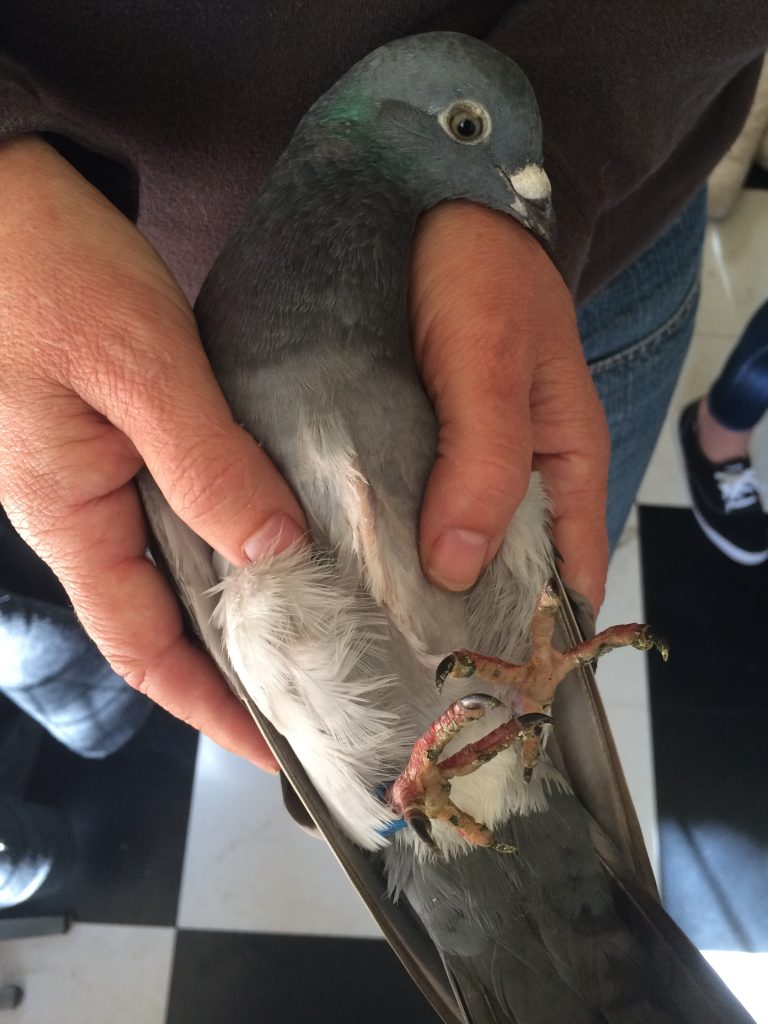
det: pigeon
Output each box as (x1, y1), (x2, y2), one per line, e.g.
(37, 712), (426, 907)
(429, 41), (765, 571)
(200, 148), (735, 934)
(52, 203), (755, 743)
(141, 32), (754, 1024)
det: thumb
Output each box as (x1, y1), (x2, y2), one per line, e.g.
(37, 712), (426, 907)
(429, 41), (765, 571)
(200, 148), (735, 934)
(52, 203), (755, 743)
(417, 333), (535, 591)
(411, 201), (542, 591)
(67, 303), (308, 566)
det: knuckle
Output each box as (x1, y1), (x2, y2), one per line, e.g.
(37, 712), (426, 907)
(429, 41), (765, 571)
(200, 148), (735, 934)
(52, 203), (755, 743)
(116, 660), (147, 692)
(1, 477), (74, 558)
(0, 431), (135, 549)
(425, 320), (520, 399)
(66, 318), (157, 411)
(119, 648), (199, 732)
(101, 639), (155, 693)
(466, 469), (527, 518)
(579, 408), (611, 462)
(441, 448), (529, 522)
(59, 293), (197, 426)
(170, 438), (250, 526)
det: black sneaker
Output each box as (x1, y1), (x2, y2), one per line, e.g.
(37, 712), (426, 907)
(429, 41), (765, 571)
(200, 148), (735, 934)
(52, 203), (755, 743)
(678, 400), (768, 565)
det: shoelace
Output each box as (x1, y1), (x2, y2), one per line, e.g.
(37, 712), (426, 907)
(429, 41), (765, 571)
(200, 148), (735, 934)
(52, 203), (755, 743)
(714, 465), (763, 513)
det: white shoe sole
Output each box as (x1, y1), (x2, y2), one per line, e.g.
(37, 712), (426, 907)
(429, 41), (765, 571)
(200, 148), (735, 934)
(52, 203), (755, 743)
(677, 414), (768, 566)
(691, 505), (768, 566)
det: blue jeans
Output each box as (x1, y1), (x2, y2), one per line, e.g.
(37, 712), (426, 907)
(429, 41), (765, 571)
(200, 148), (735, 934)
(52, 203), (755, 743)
(708, 298), (768, 431)
(578, 190), (708, 550)
(0, 588), (152, 760)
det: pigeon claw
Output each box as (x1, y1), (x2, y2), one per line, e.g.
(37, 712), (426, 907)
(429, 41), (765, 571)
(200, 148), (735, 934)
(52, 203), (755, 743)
(405, 809), (435, 848)
(434, 583), (670, 780)
(395, 584), (669, 848)
(389, 694), (522, 854)
(632, 627), (669, 662)
(517, 712), (553, 727)
(435, 652), (477, 694)
(570, 622), (671, 669)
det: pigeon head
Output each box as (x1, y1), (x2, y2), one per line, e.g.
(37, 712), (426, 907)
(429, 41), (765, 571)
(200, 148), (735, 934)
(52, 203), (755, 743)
(306, 32), (554, 245)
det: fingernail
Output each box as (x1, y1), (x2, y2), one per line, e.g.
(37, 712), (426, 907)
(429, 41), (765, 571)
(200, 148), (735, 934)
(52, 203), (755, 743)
(427, 529), (489, 592)
(243, 514), (305, 562)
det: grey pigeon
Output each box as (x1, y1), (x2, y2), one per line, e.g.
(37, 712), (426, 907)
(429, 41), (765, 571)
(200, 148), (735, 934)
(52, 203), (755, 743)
(141, 33), (754, 1024)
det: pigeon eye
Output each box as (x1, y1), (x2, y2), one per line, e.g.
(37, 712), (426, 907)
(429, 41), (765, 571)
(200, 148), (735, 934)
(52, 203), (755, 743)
(453, 116), (480, 138)
(440, 102), (491, 145)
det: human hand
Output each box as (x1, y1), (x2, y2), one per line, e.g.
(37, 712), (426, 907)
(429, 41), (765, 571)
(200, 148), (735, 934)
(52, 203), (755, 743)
(411, 200), (609, 612)
(0, 135), (308, 770)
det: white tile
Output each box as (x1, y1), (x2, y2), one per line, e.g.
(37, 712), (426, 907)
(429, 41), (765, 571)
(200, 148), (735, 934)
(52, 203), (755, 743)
(701, 950), (768, 1024)
(177, 737), (381, 938)
(599, 701), (660, 881)
(638, 328), (743, 508)
(596, 514), (660, 878)
(673, 328), (741, 409)
(636, 408), (689, 509)
(0, 923), (174, 1024)
(596, 524), (649, 708)
(697, 190), (768, 338)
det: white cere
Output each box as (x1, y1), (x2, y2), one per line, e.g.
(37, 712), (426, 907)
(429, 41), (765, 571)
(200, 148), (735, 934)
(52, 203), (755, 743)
(507, 164), (551, 201)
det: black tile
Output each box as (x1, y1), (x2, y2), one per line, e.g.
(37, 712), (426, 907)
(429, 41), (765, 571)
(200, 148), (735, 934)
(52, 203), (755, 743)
(640, 505), (768, 951)
(0, 706), (198, 927)
(639, 506), (768, 714)
(653, 709), (768, 950)
(745, 163), (768, 190)
(167, 931), (444, 1024)
(1, 508), (70, 608)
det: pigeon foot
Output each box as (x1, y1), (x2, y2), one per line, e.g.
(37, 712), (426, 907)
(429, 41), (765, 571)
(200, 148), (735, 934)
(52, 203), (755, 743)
(436, 581), (668, 779)
(388, 695), (549, 852)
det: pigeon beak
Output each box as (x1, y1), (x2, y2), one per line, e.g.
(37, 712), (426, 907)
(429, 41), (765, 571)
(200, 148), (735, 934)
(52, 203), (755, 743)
(497, 164), (555, 248)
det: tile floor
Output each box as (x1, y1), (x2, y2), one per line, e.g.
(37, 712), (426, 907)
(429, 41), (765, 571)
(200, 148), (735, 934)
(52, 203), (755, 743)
(1, 187), (766, 1023)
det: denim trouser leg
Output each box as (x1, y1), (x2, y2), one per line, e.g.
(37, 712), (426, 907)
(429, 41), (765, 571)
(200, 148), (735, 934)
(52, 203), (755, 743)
(0, 591), (152, 759)
(708, 297), (768, 431)
(578, 190), (708, 551)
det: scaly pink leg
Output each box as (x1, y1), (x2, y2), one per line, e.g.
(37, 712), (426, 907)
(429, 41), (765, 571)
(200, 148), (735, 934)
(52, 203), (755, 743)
(388, 695), (549, 851)
(436, 581), (668, 779)
(389, 583), (667, 849)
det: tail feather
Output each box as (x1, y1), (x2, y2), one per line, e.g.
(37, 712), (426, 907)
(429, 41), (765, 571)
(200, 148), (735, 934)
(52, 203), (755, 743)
(384, 788), (722, 1024)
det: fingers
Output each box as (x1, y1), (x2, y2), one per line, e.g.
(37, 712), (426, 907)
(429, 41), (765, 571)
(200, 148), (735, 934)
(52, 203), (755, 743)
(0, 390), (279, 770)
(0, 136), (291, 768)
(538, 454), (609, 614)
(3, 133), (308, 570)
(411, 200), (609, 604)
(417, 324), (535, 591)
(531, 356), (610, 613)
(46, 252), (307, 571)
(412, 202), (540, 591)
(96, 353), (307, 568)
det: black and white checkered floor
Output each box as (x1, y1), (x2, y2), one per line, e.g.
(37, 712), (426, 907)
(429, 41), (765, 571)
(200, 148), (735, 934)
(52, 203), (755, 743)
(1, 189), (767, 1023)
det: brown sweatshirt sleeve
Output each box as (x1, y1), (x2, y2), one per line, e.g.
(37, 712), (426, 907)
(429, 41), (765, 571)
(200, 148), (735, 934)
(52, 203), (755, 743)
(0, 55), (138, 221)
(0, 57), (50, 136)
(483, 1), (767, 299)
(1, 3), (766, 302)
